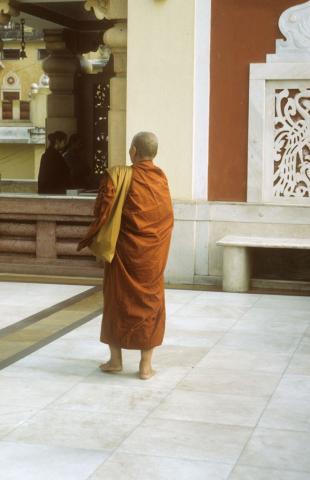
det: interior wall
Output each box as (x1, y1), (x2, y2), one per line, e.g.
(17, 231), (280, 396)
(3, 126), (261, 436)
(208, 0), (298, 201)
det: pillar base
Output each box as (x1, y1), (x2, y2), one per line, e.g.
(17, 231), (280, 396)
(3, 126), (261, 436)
(222, 246), (251, 293)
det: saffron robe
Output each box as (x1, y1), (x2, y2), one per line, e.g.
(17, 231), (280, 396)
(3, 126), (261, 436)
(80, 160), (174, 349)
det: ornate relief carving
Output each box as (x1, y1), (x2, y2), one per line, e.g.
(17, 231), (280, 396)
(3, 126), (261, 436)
(267, 1), (310, 61)
(84, 0), (110, 20)
(273, 88), (310, 198)
(0, 0), (10, 14)
(93, 81), (109, 174)
(0, 0), (18, 25)
(278, 1), (310, 50)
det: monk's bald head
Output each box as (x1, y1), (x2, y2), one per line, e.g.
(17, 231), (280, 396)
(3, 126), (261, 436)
(130, 132), (158, 161)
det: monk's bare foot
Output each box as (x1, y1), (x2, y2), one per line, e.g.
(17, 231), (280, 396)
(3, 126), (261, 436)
(139, 360), (156, 380)
(139, 369), (156, 380)
(99, 361), (122, 373)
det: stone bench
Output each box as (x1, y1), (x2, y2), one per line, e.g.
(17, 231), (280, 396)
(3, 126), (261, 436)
(216, 235), (310, 292)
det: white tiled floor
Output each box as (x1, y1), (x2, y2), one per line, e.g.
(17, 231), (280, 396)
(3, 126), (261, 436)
(1, 284), (310, 479)
(0, 282), (92, 330)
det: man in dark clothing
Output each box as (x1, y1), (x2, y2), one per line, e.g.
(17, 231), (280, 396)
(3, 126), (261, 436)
(38, 131), (70, 194)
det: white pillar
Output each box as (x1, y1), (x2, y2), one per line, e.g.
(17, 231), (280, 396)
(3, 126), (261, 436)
(103, 22), (127, 167)
(126, 0), (211, 200)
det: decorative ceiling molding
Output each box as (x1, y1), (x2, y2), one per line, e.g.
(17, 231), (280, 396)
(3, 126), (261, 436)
(0, 0), (18, 25)
(268, 1), (310, 62)
(84, 0), (110, 20)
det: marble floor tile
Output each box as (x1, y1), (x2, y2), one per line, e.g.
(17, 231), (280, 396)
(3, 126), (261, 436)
(0, 375), (78, 411)
(179, 369), (281, 397)
(84, 365), (190, 391)
(218, 332), (301, 354)
(0, 282), (91, 308)
(0, 283), (92, 330)
(165, 303), (185, 315)
(258, 395), (310, 432)
(150, 389), (267, 427)
(229, 465), (310, 480)
(190, 292), (261, 307)
(5, 408), (143, 451)
(0, 305), (48, 330)
(255, 294), (310, 311)
(273, 374), (310, 399)
(52, 382), (167, 418)
(287, 353), (310, 375)
(232, 308), (310, 335)
(89, 452), (233, 480)
(167, 314), (238, 332)
(197, 348), (290, 374)
(151, 345), (209, 367)
(164, 328), (223, 348)
(0, 409), (36, 438)
(176, 303), (249, 319)
(0, 441), (107, 480)
(295, 337), (310, 355)
(0, 354), (98, 381)
(35, 336), (106, 361)
(119, 417), (253, 463)
(164, 289), (202, 304)
(239, 428), (310, 472)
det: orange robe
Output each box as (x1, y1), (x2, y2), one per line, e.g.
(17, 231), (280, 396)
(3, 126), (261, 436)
(80, 160), (174, 349)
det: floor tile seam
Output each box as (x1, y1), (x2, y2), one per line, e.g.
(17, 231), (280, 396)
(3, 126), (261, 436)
(83, 453), (235, 480)
(117, 415), (255, 431)
(105, 367), (207, 459)
(245, 425), (310, 435)
(0, 368), (105, 442)
(282, 329), (310, 379)
(0, 438), (111, 456)
(0, 286), (100, 338)
(87, 448), (236, 465)
(184, 365), (285, 377)
(225, 334), (307, 477)
(84, 449), (118, 480)
(172, 385), (279, 400)
(182, 323), (238, 375)
(234, 461), (310, 474)
(116, 444), (242, 465)
(0, 308), (102, 370)
(0, 434), (122, 456)
(169, 295), (201, 315)
(227, 464), (310, 479)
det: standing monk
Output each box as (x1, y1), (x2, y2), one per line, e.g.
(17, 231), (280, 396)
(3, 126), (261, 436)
(78, 132), (174, 379)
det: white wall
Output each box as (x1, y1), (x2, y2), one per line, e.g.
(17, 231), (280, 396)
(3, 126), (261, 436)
(127, 0), (211, 200)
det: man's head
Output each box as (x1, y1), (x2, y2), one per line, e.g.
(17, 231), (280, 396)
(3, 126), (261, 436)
(48, 131), (67, 151)
(129, 132), (158, 164)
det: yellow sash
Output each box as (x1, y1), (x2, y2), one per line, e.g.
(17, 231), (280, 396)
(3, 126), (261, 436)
(89, 166), (133, 263)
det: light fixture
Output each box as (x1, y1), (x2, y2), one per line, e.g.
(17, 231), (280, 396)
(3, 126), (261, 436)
(19, 18), (27, 59)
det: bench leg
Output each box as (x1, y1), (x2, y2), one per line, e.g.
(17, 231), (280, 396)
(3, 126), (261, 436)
(222, 246), (250, 293)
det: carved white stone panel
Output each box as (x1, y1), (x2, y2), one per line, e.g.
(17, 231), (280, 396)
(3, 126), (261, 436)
(248, 64), (310, 205)
(273, 86), (310, 198)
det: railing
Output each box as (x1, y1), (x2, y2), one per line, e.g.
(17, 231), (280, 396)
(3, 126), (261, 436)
(0, 195), (103, 278)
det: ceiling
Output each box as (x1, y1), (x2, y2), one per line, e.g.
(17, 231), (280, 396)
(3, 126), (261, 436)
(10, 1), (112, 31)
